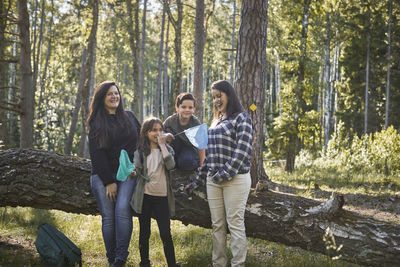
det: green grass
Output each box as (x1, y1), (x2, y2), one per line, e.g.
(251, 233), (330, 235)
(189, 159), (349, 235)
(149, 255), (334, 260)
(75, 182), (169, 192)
(267, 163), (400, 197)
(0, 206), (357, 266)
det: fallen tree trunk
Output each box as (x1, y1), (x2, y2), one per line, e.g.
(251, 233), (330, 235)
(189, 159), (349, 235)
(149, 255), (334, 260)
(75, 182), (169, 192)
(0, 149), (399, 266)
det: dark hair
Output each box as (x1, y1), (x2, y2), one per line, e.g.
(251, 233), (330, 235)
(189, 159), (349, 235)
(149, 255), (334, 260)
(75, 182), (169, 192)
(87, 81), (131, 148)
(138, 117), (163, 156)
(175, 92), (196, 108)
(211, 80), (244, 120)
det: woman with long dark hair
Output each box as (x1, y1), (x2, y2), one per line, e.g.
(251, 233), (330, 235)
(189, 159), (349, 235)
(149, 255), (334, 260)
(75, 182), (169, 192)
(186, 80), (253, 267)
(88, 81), (140, 266)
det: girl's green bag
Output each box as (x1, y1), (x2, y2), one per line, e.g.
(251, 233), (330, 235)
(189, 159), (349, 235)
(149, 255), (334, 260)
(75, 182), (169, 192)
(116, 149), (135, 181)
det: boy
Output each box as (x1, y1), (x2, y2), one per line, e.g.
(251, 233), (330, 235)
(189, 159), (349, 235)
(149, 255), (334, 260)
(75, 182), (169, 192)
(164, 93), (205, 171)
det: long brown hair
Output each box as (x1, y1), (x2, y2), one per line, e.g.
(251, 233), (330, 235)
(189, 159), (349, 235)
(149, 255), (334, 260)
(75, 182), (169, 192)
(87, 81), (131, 148)
(211, 80), (244, 120)
(138, 117), (163, 156)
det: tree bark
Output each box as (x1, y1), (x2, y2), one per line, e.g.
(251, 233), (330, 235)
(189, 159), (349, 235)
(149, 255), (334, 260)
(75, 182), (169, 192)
(364, 5), (370, 135)
(285, 0), (311, 173)
(0, 0), (12, 148)
(154, 2), (166, 118)
(234, 0), (269, 186)
(323, 12), (332, 148)
(385, 0), (392, 130)
(37, 0), (54, 124)
(163, 18), (170, 120)
(192, 0), (205, 122)
(126, 0), (140, 119)
(137, 0), (147, 121)
(18, 0), (34, 148)
(78, 0), (98, 157)
(64, 47), (87, 155)
(229, 0), (236, 84)
(165, 0), (183, 113)
(1, 148), (400, 266)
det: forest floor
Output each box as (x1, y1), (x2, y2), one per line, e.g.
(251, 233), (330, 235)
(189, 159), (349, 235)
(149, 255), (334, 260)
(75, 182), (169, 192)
(268, 180), (400, 225)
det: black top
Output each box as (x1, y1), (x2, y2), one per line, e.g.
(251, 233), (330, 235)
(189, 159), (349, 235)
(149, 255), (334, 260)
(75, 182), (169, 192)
(88, 111), (141, 185)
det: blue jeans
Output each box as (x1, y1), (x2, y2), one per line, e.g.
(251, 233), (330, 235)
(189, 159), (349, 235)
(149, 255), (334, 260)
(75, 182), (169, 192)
(90, 174), (137, 264)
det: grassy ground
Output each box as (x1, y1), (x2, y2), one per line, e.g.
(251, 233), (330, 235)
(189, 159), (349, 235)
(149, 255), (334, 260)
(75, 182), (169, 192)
(0, 205), (357, 266)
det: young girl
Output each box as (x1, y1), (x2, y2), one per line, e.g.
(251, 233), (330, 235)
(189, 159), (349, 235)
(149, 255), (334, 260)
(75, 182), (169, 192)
(130, 118), (179, 267)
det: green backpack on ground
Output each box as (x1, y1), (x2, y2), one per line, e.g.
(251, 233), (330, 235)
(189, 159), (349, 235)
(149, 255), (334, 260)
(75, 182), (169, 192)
(35, 223), (82, 266)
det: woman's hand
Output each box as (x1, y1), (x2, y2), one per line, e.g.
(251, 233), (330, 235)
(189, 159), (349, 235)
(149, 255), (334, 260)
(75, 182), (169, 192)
(106, 183), (117, 202)
(184, 181), (198, 195)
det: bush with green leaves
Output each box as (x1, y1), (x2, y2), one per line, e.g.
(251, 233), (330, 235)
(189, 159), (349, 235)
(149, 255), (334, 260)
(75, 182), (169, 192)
(314, 123), (400, 174)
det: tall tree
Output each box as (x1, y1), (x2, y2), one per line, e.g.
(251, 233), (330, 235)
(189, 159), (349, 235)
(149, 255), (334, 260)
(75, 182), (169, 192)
(138, 0), (147, 121)
(385, 0), (392, 129)
(78, 0), (98, 157)
(364, 4), (371, 135)
(64, 47), (86, 155)
(126, 0), (140, 119)
(323, 12), (332, 148)
(229, 0), (237, 84)
(285, 0), (311, 172)
(18, 0), (34, 148)
(165, 0), (183, 113)
(0, 0), (13, 147)
(235, 0), (269, 186)
(154, 2), (166, 118)
(193, 0), (205, 121)
(163, 18), (170, 120)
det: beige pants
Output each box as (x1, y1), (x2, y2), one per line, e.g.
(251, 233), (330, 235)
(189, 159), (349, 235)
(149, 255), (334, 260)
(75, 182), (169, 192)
(207, 173), (251, 267)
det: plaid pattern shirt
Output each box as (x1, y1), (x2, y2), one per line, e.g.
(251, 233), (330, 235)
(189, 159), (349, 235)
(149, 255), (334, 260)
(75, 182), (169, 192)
(196, 112), (253, 184)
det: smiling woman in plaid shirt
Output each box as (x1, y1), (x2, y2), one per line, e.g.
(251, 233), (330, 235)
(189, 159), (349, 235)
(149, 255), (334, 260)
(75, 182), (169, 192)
(186, 80), (253, 267)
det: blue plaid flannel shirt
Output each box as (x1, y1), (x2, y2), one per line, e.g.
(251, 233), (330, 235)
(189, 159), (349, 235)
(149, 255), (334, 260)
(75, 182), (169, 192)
(194, 112), (253, 185)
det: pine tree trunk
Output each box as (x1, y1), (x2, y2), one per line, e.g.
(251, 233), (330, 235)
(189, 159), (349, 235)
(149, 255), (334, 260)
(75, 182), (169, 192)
(154, 2), (166, 118)
(234, 0), (269, 186)
(32, 0), (45, 114)
(18, 0), (34, 148)
(78, 0), (98, 157)
(165, 0), (183, 113)
(126, 0), (140, 119)
(1, 148), (400, 267)
(138, 0), (147, 121)
(364, 6), (370, 135)
(193, 0), (205, 121)
(37, 1), (53, 123)
(323, 12), (332, 148)
(0, 0), (10, 147)
(163, 19), (170, 120)
(385, 0), (392, 129)
(65, 47), (87, 155)
(229, 0), (236, 84)
(285, 0), (311, 173)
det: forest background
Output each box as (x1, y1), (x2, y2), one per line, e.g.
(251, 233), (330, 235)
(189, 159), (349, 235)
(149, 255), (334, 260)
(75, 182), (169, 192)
(0, 0), (400, 265)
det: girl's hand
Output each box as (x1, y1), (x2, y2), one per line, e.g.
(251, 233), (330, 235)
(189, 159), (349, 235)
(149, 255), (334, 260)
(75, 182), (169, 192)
(106, 183), (117, 202)
(129, 170), (137, 178)
(157, 132), (168, 145)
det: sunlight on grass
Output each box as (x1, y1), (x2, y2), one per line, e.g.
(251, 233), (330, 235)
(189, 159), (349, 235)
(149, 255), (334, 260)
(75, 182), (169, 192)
(267, 163), (400, 197)
(0, 206), (357, 266)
